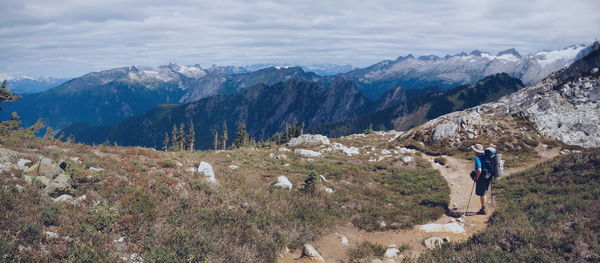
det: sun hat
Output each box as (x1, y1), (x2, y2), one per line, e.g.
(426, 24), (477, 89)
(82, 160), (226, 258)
(471, 143), (484, 153)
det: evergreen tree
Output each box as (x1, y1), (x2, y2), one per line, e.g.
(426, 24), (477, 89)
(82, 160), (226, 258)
(171, 124), (178, 150)
(212, 129), (219, 150)
(364, 123), (373, 134)
(221, 123), (228, 150)
(162, 132), (170, 151)
(43, 127), (55, 141)
(0, 80), (20, 111)
(178, 123), (186, 151)
(187, 120), (195, 151)
(233, 122), (250, 148)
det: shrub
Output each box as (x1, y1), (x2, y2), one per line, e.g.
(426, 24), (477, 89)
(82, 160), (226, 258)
(347, 241), (386, 262)
(0, 234), (17, 262)
(434, 157), (447, 166)
(158, 159), (177, 168)
(41, 203), (62, 226)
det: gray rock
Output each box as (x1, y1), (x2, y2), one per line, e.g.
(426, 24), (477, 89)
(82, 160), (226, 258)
(288, 134), (330, 147)
(88, 167), (104, 172)
(294, 149), (322, 157)
(53, 194), (74, 202)
(273, 176), (292, 191)
(28, 158), (64, 179)
(44, 174), (71, 197)
(197, 161), (217, 184)
(322, 142), (360, 156)
(301, 244), (325, 261)
(17, 159), (31, 170)
(45, 231), (59, 239)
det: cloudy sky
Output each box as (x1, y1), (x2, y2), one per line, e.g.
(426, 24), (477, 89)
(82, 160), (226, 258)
(1, 0), (599, 78)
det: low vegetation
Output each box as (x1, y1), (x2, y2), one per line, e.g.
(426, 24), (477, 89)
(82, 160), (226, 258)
(0, 128), (448, 262)
(417, 149), (600, 262)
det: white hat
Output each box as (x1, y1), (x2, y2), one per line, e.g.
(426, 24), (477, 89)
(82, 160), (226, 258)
(471, 144), (484, 153)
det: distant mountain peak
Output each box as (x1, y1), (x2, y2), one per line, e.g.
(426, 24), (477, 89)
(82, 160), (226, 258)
(497, 48), (522, 58)
(469, 50), (490, 56)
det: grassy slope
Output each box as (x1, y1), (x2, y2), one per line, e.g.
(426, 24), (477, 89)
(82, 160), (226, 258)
(0, 131), (448, 262)
(417, 149), (600, 263)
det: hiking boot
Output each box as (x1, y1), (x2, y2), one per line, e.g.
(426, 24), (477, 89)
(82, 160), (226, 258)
(476, 207), (487, 215)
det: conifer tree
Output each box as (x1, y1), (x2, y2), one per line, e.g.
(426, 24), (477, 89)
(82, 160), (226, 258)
(233, 122), (250, 148)
(43, 127), (55, 141)
(171, 124), (178, 150)
(212, 129), (219, 150)
(221, 123), (228, 150)
(187, 120), (195, 151)
(0, 80), (20, 111)
(162, 132), (170, 151)
(178, 123), (186, 151)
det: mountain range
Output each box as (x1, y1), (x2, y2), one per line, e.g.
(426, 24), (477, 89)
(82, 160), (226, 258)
(3, 76), (70, 94)
(1, 43), (595, 140)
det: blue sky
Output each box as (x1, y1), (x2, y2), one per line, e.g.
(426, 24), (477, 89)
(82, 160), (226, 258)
(1, 0), (599, 78)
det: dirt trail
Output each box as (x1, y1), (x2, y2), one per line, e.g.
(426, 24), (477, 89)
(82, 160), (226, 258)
(278, 146), (559, 262)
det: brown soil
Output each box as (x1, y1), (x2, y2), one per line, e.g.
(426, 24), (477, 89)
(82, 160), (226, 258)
(278, 146), (559, 262)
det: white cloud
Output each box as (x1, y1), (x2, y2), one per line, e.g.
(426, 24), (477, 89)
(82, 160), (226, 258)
(0, 0), (598, 77)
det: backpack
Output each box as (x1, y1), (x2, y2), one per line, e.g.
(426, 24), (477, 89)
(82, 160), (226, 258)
(481, 147), (504, 180)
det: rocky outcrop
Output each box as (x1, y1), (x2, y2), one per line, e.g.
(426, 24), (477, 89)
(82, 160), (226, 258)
(294, 149), (322, 157)
(197, 162), (218, 184)
(321, 142), (360, 156)
(288, 134), (330, 147)
(423, 237), (450, 249)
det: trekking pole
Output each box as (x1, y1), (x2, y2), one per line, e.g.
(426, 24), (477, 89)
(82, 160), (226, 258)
(463, 180), (475, 219)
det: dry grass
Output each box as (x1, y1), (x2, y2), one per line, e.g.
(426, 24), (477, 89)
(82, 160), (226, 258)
(0, 130), (448, 262)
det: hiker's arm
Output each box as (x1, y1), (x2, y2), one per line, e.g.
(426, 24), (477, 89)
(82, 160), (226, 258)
(475, 168), (482, 180)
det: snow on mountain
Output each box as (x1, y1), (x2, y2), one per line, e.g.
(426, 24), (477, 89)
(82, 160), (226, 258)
(4, 76), (70, 94)
(350, 44), (591, 89)
(243, 63), (354, 76)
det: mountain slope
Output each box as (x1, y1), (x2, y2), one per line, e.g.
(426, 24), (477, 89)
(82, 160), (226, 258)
(307, 73), (524, 137)
(401, 42), (600, 149)
(342, 44), (590, 99)
(60, 79), (374, 148)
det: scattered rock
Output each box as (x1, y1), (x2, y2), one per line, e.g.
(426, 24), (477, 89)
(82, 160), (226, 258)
(560, 149), (571, 155)
(71, 195), (87, 205)
(45, 231), (59, 239)
(228, 165), (239, 169)
(88, 167), (104, 172)
(114, 237), (126, 243)
(381, 149), (392, 155)
(53, 194), (74, 202)
(323, 187), (334, 193)
(402, 156), (414, 163)
(423, 237), (450, 249)
(273, 176), (292, 190)
(44, 174), (72, 197)
(69, 157), (82, 164)
(17, 159), (31, 170)
(278, 147), (291, 152)
(186, 167), (196, 172)
(379, 221), (387, 228)
(24, 175), (50, 186)
(301, 244), (325, 261)
(14, 184), (25, 192)
(283, 163), (290, 167)
(129, 253), (144, 263)
(322, 142), (360, 156)
(417, 223), (465, 234)
(28, 158), (63, 179)
(339, 235), (349, 245)
(288, 134), (330, 147)
(319, 175), (327, 181)
(294, 149), (322, 157)
(198, 161), (218, 184)
(592, 68), (599, 74)
(269, 152), (276, 158)
(371, 259), (384, 263)
(384, 244), (400, 258)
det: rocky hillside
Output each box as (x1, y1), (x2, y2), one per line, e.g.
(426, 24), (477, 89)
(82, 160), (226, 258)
(401, 43), (600, 149)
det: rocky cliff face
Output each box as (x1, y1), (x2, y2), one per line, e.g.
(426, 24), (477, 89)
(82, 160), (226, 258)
(403, 46), (600, 148)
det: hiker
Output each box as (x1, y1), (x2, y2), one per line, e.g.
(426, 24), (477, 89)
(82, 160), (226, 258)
(471, 143), (491, 215)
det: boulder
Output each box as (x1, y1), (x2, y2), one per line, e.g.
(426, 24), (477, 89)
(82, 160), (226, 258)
(28, 158), (64, 179)
(53, 194), (74, 202)
(384, 244), (400, 258)
(295, 149), (322, 157)
(402, 156), (414, 163)
(198, 161), (218, 184)
(25, 175), (51, 186)
(301, 244), (325, 261)
(339, 235), (349, 245)
(322, 142), (360, 156)
(17, 159), (31, 170)
(417, 223), (465, 234)
(288, 134), (330, 147)
(44, 174), (72, 197)
(273, 176), (292, 190)
(276, 154), (288, 160)
(423, 237), (450, 249)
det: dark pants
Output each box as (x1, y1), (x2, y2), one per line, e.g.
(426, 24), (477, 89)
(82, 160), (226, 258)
(475, 177), (491, 196)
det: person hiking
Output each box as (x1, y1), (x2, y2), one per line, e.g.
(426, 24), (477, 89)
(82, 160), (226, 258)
(471, 143), (492, 215)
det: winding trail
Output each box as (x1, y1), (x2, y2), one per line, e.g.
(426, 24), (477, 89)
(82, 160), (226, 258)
(278, 146), (559, 262)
